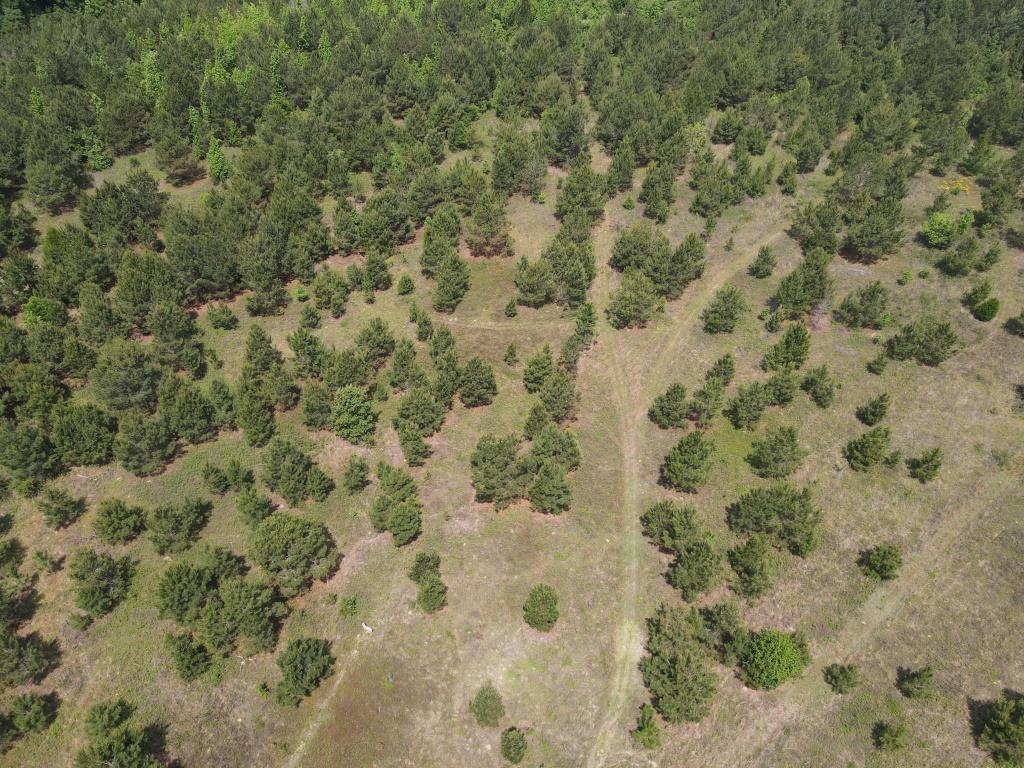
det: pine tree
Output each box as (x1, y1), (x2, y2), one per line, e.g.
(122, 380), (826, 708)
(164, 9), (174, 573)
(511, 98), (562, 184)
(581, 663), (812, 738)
(523, 345), (554, 393)
(746, 426), (803, 479)
(539, 370), (577, 422)
(762, 324), (811, 371)
(460, 357), (497, 407)
(649, 383), (688, 428)
(660, 431), (714, 492)
(331, 386), (378, 445)
(528, 461), (571, 514)
(432, 253), (470, 312)
(843, 426), (891, 471)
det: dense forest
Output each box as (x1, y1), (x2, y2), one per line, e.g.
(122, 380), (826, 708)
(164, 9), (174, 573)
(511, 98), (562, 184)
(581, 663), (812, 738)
(0, 0), (1022, 765)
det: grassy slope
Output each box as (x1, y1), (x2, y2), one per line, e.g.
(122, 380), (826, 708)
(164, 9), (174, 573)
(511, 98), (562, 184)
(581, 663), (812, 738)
(4, 123), (1024, 768)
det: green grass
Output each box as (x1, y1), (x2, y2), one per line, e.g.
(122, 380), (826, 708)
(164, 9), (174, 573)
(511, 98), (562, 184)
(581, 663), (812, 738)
(5, 115), (1024, 768)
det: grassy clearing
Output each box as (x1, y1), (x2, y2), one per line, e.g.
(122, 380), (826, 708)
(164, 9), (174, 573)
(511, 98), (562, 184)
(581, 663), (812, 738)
(5, 132), (1023, 768)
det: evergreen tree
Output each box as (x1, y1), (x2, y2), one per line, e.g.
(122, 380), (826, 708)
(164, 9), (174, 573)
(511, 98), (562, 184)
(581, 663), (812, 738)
(801, 365), (837, 408)
(746, 426), (803, 478)
(459, 358), (497, 407)
(660, 432), (714, 492)
(433, 253), (471, 313)
(648, 383), (688, 429)
(528, 461), (571, 515)
(762, 324), (811, 371)
(606, 271), (664, 329)
(331, 386), (378, 445)
(113, 410), (176, 476)
(844, 426), (891, 471)
(522, 345), (554, 393)
(701, 286), (746, 333)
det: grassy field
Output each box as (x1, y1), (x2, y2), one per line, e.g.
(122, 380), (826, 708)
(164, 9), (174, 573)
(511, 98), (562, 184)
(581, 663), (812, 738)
(4, 117), (1024, 768)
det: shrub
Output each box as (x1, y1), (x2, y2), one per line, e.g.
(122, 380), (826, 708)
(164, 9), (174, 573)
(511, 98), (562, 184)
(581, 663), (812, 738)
(701, 286), (746, 333)
(873, 720), (908, 751)
(726, 483), (821, 556)
(855, 393), (890, 426)
(801, 365), (836, 408)
(523, 584), (559, 631)
(728, 535), (774, 598)
(844, 426), (891, 471)
(739, 629), (810, 690)
(68, 549), (135, 617)
(748, 246), (776, 278)
(147, 499), (212, 555)
(920, 211), (960, 248)
(823, 663), (861, 694)
(885, 317), (958, 366)
(275, 637), (334, 706)
(860, 544), (902, 580)
(746, 426), (803, 479)
(762, 324), (810, 371)
(38, 488), (86, 529)
(648, 383), (688, 428)
(631, 703), (661, 750)
(906, 447), (942, 483)
(659, 431), (714, 492)
(897, 665), (934, 700)
(834, 281), (891, 329)
(500, 726), (528, 764)
(469, 682), (505, 727)
(251, 513), (338, 596)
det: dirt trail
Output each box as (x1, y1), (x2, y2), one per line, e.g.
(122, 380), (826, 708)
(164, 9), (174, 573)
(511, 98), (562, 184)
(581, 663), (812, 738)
(583, 222), (786, 768)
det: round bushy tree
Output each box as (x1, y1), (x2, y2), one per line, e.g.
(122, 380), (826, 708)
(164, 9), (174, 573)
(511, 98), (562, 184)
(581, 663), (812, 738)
(739, 629), (811, 690)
